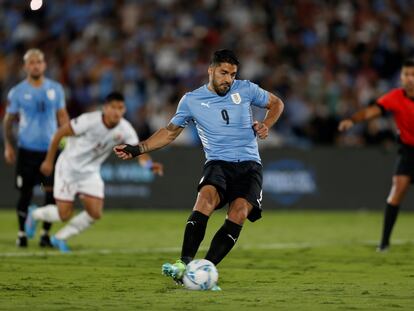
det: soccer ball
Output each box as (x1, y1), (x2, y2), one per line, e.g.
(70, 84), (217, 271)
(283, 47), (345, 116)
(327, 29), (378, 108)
(182, 259), (219, 290)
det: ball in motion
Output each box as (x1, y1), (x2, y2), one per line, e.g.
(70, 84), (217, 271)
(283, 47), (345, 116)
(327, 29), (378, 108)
(183, 259), (219, 290)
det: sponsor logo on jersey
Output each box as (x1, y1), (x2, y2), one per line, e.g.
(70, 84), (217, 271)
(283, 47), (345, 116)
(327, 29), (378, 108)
(24, 94), (32, 100)
(231, 92), (241, 104)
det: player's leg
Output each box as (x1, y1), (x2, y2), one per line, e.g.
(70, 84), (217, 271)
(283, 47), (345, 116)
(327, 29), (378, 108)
(162, 161), (226, 282)
(15, 149), (36, 247)
(26, 159), (76, 238)
(53, 195), (102, 243)
(39, 186), (54, 247)
(205, 198), (251, 265)
(180, 185), (220, 264)
(28, 199), (74, 239)
(162, 185), (220, 281)
(205, 161), (263, 265)
(51, 173), (104, 252)
(378, 175), (411, 251)
(40, 150), (60, 245)
(16, 184), (33, 247)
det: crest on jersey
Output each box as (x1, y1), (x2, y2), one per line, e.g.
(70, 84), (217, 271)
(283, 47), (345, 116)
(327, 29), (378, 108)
(231, 92), (241, 104)
(47, 89), (56, 101)
(114, 133), (123, 143)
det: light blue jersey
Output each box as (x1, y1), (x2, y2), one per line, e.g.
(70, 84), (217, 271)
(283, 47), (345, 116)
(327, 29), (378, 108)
(170, 80), (269, 163)
(7, 78), (65, 152)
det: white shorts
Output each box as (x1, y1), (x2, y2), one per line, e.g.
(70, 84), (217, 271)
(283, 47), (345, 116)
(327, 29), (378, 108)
(54, 157), (104, 202)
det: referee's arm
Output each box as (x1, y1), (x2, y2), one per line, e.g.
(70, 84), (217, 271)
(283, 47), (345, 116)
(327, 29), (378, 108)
(338, 105), (383, 132)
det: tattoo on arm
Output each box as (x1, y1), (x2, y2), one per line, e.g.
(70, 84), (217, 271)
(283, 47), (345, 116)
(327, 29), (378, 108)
(139, 143), (149, 154)
(3, 114), (17, 145)
(166, 123), (181, 131)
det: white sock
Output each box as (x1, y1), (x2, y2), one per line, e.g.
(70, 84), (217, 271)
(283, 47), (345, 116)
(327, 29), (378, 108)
(55, 211), (95, 240)
(32, 204), (61, 222)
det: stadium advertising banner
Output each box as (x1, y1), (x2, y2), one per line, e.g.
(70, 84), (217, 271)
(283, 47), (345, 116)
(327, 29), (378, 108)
(1, 147), (414, 210)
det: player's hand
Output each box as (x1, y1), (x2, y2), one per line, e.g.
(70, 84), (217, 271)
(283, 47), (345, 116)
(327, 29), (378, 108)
(253, 121), (269, 139)
(40, 160), (54, 176)
(151, 162), (164, 176)
(4, 145), (16, 165)
(113, 144), (134, 160)
(338, 119), (354, 132)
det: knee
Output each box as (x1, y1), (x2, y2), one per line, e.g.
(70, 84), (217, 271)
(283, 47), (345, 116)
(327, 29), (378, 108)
(87, 209), (102, 220)
(58, 208), (73, 221)
(387, 180), (410, 205)
(228, 200), (250, 225)
(387, 196), (403, 206)
(194, 190), (219, 215)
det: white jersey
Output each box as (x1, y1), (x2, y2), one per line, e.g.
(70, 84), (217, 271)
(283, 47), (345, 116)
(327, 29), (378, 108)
(60, 111), (139, 174)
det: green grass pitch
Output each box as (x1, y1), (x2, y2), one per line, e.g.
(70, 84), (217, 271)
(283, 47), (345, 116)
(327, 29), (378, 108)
(0, 209), (413, 310)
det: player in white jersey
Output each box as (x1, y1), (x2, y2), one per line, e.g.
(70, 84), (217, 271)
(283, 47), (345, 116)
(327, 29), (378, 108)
(24, 92), (163, 252)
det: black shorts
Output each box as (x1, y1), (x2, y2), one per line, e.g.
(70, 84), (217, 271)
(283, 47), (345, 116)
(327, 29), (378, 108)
(197, 160), (263, 222)
(395, 143), (414, 182)
(15, 148), (54, 190)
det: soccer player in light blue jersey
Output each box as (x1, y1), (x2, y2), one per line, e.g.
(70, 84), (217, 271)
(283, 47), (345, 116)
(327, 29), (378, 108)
(114, 50), (284, 288)
(3, 49), (69, 248)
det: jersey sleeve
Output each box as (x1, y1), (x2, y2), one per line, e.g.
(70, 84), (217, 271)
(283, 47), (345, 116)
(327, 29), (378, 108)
(56, 84), (66, 110)
(248, 81), (269, 108)
(6, 87), (19, 114)
(377, 91), (396, 112)
(169, 94), (192, 127)
(123, 123), (139, 145)
(70, 113), (94, 135)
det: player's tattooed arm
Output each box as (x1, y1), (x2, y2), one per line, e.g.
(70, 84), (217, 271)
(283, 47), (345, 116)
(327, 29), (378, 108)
(3, 113), (18, 146)
(114, 123), (184, 159)
(3, 113), (18, 164)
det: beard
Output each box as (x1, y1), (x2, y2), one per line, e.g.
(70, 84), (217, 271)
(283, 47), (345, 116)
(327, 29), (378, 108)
(30, 73), (42, 80)
(212, 79), (231, 96)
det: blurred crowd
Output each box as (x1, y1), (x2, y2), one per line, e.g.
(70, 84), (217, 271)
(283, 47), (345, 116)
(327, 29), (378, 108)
(1, 0), (414, 147)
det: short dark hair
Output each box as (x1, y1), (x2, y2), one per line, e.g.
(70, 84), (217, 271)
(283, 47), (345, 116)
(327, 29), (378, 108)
(105, 91), (124, 103)
(402, 58), (414, 68)
(210, 49), (239, 66)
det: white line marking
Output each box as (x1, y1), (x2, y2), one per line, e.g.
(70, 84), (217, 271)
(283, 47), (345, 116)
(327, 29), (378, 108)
(0, 240), (413, 258)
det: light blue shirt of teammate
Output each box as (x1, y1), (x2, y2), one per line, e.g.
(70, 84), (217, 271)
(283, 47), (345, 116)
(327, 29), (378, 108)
(170, 80), (269, 164)
(6, 78), (65, 152)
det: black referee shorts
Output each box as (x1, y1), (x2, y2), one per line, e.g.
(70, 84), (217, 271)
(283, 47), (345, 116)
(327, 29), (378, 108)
(15, 148), (54, 190)
(197, 160), (263, 222)
(395, 143), (414, 183)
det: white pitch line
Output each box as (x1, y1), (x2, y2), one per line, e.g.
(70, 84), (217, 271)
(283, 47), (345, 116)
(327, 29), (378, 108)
(0, 240), (412, 258)
(0, 242), (322, 258)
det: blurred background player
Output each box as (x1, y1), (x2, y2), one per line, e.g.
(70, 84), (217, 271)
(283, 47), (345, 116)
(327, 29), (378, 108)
(24, 92), (163, 252)
(114, 50), (284, 287)
(3, 48), (69, 248)
(338, 59), (414, 252)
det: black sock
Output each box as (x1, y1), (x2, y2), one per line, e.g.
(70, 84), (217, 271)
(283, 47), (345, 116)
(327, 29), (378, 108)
(17, 188), (33, 232)
(180, 211), (209, 264)
(42, 191), (55, 232)
(205, 219), (242, 265)
(380, 203), (400, 247)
